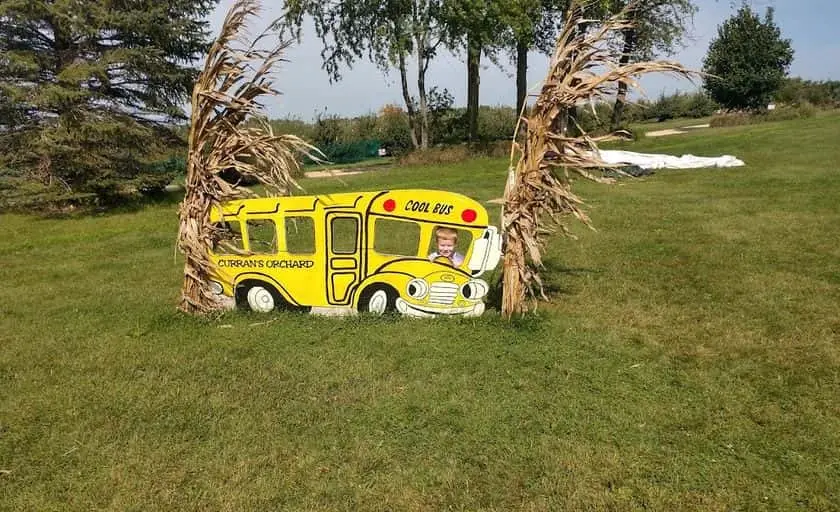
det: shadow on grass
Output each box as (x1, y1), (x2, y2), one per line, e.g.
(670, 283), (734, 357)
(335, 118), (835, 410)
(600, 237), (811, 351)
(484, 259), (602, 313)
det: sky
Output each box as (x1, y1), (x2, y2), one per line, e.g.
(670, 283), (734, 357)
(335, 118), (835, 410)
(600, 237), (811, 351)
(206, 0), (839, 120)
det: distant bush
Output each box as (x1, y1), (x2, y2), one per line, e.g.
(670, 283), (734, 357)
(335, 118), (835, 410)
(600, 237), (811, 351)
(269, 117), (315, 141)
(709, 103), (817, 127)
(477, 105), (517, 141)
(575, 102), (614, 134)
(341, 114), (378, 143)
(775, 78), (840, 108)
(428, 87), (465, 144)
(549, 91), (720, 135)
(376, 104), (413, 154)
(398, 145), (471, 166)
(312, 112), (343, 147)
(397, 140), (510, 166)
(633, 91), (719, 122)
(258, 90), (725, 164)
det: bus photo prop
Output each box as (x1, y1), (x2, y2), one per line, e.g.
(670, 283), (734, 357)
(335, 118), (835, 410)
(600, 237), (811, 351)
(208, 189), (503, 317)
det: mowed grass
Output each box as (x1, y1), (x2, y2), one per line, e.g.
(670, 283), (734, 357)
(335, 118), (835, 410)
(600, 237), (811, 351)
(2, 113), (839, 510)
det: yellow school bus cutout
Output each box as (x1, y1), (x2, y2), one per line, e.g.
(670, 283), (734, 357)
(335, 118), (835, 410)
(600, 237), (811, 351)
(207, 189), (502, 317)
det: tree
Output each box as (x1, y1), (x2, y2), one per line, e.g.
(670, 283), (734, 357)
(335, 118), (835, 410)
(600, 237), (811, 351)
(499, 0), (569, 115)
(283, 0), (444, 150)
(438, 0), (508, 141)
(0, 0), (215, 204)
(702, 5), (793, 111)
(607, 0), (697, 130)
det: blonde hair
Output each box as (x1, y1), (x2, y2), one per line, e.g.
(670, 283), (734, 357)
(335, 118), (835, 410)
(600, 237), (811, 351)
(434, 226), (458, 242)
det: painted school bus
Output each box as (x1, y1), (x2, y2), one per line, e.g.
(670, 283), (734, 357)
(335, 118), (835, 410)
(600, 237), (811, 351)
(207, 189), (502, 317)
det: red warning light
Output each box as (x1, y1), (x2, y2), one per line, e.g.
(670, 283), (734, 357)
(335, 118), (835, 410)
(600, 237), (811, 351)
(461, 209), (477, 223)
(383, 198), (396, 212)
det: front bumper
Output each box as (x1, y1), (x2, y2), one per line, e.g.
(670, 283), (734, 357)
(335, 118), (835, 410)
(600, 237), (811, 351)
(396, 298), (485, 318)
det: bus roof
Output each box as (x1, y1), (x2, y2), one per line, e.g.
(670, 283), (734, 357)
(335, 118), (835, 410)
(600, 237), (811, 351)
(213, 189), (490, 228)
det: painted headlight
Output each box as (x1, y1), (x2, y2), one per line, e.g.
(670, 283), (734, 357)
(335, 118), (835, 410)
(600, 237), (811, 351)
(209, 280), (224, 295)
(406, 278), (429, 299)
(461, 279), (488, 300)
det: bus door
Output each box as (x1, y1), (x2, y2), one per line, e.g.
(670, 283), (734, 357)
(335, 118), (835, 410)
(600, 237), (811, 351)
(326, 212), (363, 305)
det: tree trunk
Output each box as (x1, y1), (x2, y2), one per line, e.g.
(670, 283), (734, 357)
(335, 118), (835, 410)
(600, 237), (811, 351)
(416, 37), (429, 149)
(516, 38), (528, 115)
(610, 28), (636, 131)
(397, 52), (420, 149)
(467, 36), (480, 142)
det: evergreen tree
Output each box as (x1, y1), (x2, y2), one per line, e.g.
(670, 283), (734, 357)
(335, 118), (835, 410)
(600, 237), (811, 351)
(702, 5), (793, 111)
(0, 0), (214, 205)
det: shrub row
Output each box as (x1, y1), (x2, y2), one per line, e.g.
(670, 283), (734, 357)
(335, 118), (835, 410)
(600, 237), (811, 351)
(709, 103), (818, 128)
(775, 78), (840, 108)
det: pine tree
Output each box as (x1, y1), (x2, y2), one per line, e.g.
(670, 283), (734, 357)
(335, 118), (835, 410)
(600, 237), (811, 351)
(0, 0), (214, 205)
(702, 5), (793, 111)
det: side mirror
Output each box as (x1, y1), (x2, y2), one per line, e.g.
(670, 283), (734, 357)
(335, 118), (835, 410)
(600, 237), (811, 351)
(467, 227), (503, 277)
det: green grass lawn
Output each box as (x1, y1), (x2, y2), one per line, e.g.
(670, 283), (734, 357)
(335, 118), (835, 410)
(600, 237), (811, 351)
(2, 113), (839, 510)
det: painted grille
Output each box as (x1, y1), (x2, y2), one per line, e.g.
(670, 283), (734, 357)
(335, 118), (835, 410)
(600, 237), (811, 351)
(428, 282), (459, 305)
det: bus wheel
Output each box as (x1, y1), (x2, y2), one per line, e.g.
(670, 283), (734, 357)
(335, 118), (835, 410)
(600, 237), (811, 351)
(359, 285), (396, 315)
(243, 284), (279, 313)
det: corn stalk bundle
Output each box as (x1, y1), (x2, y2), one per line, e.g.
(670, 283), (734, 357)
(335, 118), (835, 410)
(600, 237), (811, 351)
(177, 0), (318, 315)
(501, 0), (694, 318)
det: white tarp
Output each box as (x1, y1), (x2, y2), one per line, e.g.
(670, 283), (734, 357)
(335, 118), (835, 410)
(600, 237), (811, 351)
(598, 149), (745, 169)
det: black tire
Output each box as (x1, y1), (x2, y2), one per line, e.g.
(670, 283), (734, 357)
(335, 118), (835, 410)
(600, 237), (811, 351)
(357, 284), (397, 314)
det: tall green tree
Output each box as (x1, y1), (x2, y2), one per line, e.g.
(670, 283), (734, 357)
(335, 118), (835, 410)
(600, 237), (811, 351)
(439, 0), (506, 141)
(283, 0), (443, 150)
(702, 5), (793, 111)
(499, 0), (568, 115)
(0, 0), (215, 203)
(607, 0), (697, 130)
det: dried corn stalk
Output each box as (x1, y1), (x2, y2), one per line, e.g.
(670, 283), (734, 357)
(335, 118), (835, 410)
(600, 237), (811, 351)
(177, 0), (318, 315)
(501, 0), (695, 318)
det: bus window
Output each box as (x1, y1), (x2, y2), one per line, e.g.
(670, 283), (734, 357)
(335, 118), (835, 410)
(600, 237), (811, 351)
(427, 227), (473, 264)
(373, 218), (420, 256)
(284, 216), (315, 254)
(211, 220), (244, 254)
(331, 217), (358, 254)
(247, 219), (277, 254)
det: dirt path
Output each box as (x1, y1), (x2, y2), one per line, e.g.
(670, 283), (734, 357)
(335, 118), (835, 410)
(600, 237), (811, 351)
(304, 164), (396, 179)
(645, 123), (710, 137)
(304, 169), (368, 178)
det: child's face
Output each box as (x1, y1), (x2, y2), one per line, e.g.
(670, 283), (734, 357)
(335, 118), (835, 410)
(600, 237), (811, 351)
(436, 237), (455, 257)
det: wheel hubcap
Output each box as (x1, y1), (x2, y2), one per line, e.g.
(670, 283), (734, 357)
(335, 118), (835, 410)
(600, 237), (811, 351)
(368, 290), (388, 314)
(247, 287), (275, 313)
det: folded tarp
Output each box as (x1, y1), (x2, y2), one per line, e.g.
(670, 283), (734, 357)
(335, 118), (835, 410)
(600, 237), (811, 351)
(598, 150), (745, 169)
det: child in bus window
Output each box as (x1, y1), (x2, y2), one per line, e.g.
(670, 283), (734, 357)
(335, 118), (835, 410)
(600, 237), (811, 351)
(429, 226), (464, 266)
